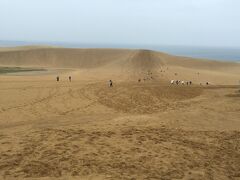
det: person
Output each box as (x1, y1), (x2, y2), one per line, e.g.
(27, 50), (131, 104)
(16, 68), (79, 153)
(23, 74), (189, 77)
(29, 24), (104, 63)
(206, 82), (209, 85)
(69, 76), (72, 82)
(109, 80), (113, 87)
(56, 76), (59, 82)
(138, 79), (141, 83)
(189, 81), (192, 85)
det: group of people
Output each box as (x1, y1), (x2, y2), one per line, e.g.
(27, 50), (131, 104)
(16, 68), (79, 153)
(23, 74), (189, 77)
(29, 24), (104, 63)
(171, 80), (192, 85)
(138, 76), (154, 82)
(171, 80), (210, 86)
(56, 76), (72, 82)
(56, 76), (114, 88)
(56, 76), (209, 87)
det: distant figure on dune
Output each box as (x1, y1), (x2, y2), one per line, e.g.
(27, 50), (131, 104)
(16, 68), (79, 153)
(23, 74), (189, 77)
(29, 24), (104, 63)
(181, 81), (185, 85)
(171, 80), (174, 85)
(69, 76), (72, 82)
(109, 80), (113, 87)
(56, 76), (59, 82)
(206, 82), (209, 85)
(138, 79), (141, 83)
(190, 81), (192, 85)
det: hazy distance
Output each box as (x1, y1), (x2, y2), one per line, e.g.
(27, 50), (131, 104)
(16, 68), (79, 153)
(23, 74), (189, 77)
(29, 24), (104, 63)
(1, 0), (240, 48)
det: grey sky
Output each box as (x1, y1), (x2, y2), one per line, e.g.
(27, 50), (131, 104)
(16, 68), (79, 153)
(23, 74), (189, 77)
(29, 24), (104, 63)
(1, 0), (240, 47)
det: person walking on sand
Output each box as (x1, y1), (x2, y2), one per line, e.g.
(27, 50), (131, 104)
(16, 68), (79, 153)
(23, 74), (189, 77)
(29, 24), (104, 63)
(109, 80), (113, 87)
(69, 76), (72, 82)
(56, 76), (60, 82)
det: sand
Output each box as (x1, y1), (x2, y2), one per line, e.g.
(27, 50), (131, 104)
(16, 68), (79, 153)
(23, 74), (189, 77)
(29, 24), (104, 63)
(0, 46), (240, 179)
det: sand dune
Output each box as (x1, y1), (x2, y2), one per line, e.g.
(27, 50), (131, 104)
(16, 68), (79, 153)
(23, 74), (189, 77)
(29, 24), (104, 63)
(0, 46), (240, 179)
(0, 46), (238, 70)
(0, 46), (239, 85)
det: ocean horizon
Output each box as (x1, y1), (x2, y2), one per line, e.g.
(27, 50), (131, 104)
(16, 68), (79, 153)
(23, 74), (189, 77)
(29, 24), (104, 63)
(0, 40), (240, 62)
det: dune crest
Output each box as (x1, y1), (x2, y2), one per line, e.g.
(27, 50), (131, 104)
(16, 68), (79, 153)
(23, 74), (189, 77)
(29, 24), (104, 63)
(0, 46), (239, 85)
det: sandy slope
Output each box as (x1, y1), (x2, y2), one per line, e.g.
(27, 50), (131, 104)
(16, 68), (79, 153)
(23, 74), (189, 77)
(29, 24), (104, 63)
(0, 46), (239, 84)
(0, 46), (240, 179)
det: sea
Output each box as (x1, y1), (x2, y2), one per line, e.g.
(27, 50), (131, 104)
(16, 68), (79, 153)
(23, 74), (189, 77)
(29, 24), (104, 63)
(0, 41), (240, 62)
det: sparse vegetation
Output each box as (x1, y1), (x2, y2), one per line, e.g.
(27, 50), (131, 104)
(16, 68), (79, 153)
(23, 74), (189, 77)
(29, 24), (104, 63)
(0, 67), (46, 74)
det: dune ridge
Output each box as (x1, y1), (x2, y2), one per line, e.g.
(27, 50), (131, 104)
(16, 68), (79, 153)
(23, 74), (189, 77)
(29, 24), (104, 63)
(0, 46), (239, 85)
(0, 46), (238, 69)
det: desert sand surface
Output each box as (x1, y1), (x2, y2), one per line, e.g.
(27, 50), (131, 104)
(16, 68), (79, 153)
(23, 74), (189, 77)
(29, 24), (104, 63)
(0, 46), (240, 180)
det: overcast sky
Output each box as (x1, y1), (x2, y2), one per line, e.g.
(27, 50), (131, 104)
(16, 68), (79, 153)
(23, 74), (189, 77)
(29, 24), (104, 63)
(0, 0), (240, 47)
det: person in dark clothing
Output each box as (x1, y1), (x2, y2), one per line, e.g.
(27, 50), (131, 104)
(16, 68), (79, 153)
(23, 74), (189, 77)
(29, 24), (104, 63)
(69, 76), (72, 82)
(56, 76), (59, 82)
(109, 80), (113, 87)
